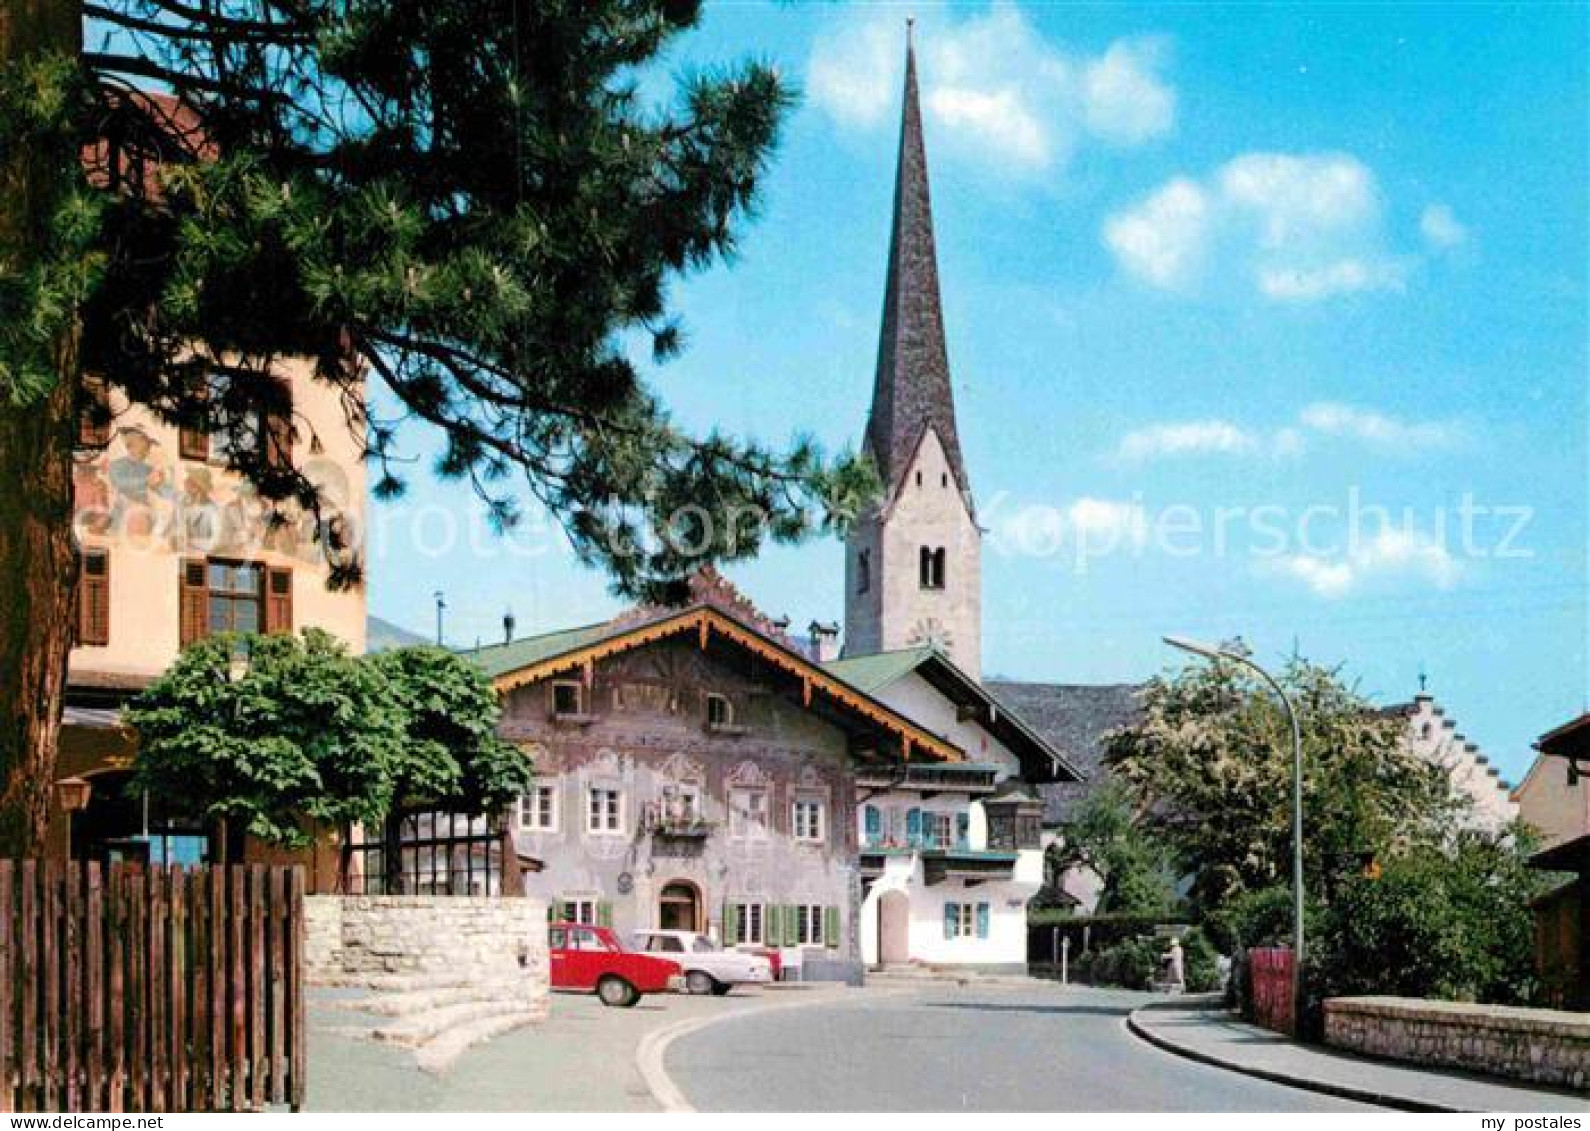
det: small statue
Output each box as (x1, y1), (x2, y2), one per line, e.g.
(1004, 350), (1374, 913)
(1164, 938), (1186, 989)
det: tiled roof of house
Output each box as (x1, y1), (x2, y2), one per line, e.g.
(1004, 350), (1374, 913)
(827, 647), (1082, 784)
(866, 37), (968, 500)
(984, 680), (1144, 824)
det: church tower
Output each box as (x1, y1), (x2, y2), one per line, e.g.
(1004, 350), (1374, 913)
(844, 30), (982, 678)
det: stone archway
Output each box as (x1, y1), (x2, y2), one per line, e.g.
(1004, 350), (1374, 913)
(659, 879), (703, 932)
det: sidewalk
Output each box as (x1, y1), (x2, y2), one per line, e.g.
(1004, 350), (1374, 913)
(1128, 1000), (1588, 1113)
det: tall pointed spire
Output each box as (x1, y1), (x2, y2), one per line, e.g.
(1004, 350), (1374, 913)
(866, 25), (969, 500)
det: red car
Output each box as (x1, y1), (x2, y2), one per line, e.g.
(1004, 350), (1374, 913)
(548, 922), (683, 1007)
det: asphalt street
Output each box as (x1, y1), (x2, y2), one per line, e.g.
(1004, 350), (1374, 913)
(665, 984), (1382, 1112)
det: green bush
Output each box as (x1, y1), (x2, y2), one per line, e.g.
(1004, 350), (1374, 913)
(1182, 927), (1221, 993)
(1083, 934), (1162, 989)
(1311, 834), (1541, 1006)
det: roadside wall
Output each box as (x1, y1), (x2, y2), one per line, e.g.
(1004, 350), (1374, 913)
(304, 895), (548, 1015)
(1324, 996), (1589, 1091)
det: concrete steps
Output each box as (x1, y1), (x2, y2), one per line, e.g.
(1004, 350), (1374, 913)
(413, 1009), (541, 1075)
(322, 969), (544, 1074)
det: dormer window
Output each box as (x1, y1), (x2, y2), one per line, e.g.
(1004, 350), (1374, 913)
(919, 546), (946, 590)
(552, 680), (584, 718)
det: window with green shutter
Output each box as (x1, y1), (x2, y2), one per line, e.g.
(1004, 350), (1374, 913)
(976, 902), (990, 939)
(823, 906), (840, 948)
(723, 902), (740, 945)
(943, 902), (957, 940)
(765, 904), (782, 947)
(596, 900), (613, 928)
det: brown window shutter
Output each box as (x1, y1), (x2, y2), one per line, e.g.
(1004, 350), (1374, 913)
(179, 374), (210, 460)
(78, 374), (111, 448)
(264, 403), (293, 470)
(77, 550), (111, 646)
(265, 566), (293, 634)
(179, 558), (209, 646)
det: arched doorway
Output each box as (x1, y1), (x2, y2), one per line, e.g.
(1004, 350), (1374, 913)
(878, 890), (910, 966)
(658, 880), (702, 932)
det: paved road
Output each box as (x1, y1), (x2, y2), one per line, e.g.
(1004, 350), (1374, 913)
(666, 983), (1382, 1112)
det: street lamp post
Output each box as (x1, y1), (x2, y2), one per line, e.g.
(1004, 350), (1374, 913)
(1164, 635), (1306, 1033)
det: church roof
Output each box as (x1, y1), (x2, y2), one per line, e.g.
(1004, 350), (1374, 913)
(866, 33), (970, 501)
(984, 680), (1145, 824)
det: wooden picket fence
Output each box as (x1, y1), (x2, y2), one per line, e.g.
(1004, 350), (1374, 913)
(0, 861), (306, 1112)
(1248, 946), (1296, 1036)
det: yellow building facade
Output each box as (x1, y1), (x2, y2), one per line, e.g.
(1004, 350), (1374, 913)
(50, 356), (366, 878)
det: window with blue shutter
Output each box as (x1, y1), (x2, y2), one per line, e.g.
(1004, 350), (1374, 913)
(864, 804), (881, 847)
(943, 902), (958, 940)
(976, 902), (990, 939)
(955, 812), (970, 850)
(906, 807), (922, 848)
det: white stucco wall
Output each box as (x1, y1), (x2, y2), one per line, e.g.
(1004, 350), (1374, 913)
(845, 428), (982, 678)
(1400, 696), (1517, 833)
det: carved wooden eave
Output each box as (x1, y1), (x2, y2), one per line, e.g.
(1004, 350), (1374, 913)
(490, 605), (962, 764)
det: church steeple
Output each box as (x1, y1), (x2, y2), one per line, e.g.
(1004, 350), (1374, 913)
(845, 27), (983, 679)
(866, 27), (970, 502)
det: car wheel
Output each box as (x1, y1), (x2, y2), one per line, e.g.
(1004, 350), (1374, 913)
(596, 976), (639, 1008)
(710, 982), (733, 996)
(685, 970), (716, 996)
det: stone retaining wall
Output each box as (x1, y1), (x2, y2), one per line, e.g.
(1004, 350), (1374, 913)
(304, 894), (548, 986)
(1325, 996), (1589, 1091)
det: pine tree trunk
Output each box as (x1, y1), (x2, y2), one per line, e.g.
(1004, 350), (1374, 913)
(0, 0), (84, 857)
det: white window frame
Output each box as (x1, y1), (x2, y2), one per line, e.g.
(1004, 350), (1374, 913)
(705, 693), (732, 729)
(928, 811), (955, 850)
(733, 902), (765, 945)
(791, 796), (825, 844)
(552, 680), (585, 717)
(795, 903), (825, 946)
(947, 901), (976, 939)
(559, 896), (597, 925)
(728, 787), (769, 841)
(517, 784), (559, 833)
(586, 785), (624, 835)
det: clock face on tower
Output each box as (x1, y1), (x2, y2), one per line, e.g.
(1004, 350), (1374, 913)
(907, 617), (954, 652)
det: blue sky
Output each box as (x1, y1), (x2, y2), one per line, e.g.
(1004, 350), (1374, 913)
(370, 2), (1587, 783)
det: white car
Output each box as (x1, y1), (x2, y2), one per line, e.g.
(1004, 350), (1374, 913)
(632, 929), (775, 996)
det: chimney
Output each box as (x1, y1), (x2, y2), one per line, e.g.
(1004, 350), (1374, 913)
(808, 621), (841, 663)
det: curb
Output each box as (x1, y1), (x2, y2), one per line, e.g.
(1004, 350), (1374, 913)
(635, 985), (915, 1112)
(1124, 1006), (1461, 1113)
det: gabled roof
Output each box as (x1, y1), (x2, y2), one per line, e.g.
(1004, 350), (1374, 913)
(825, 646), (1082, 784)
(1537, 712), (1590, 758)
(866, 35), (969, 501)
(470, 605), (963, 764)
(984, 680), (1145, 825)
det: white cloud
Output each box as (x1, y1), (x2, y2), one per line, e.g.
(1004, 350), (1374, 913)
(1102, 178), (1208, 289)
(1299, 402), (1464, 451)
(1112, 403), (1464, 464)
(927, 86), (1051, 168)
(1420, 203), (1468, 250)
(1082, 38), (1177, 145)
(1066, 497), (1150, 547)
(807, 5), (1174, 176)
(1104, 151), (1406, 301)
(1274, 529), (1461, 599)
(991, 496), (1147, 555)
(1115, 419), (1259, 462)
